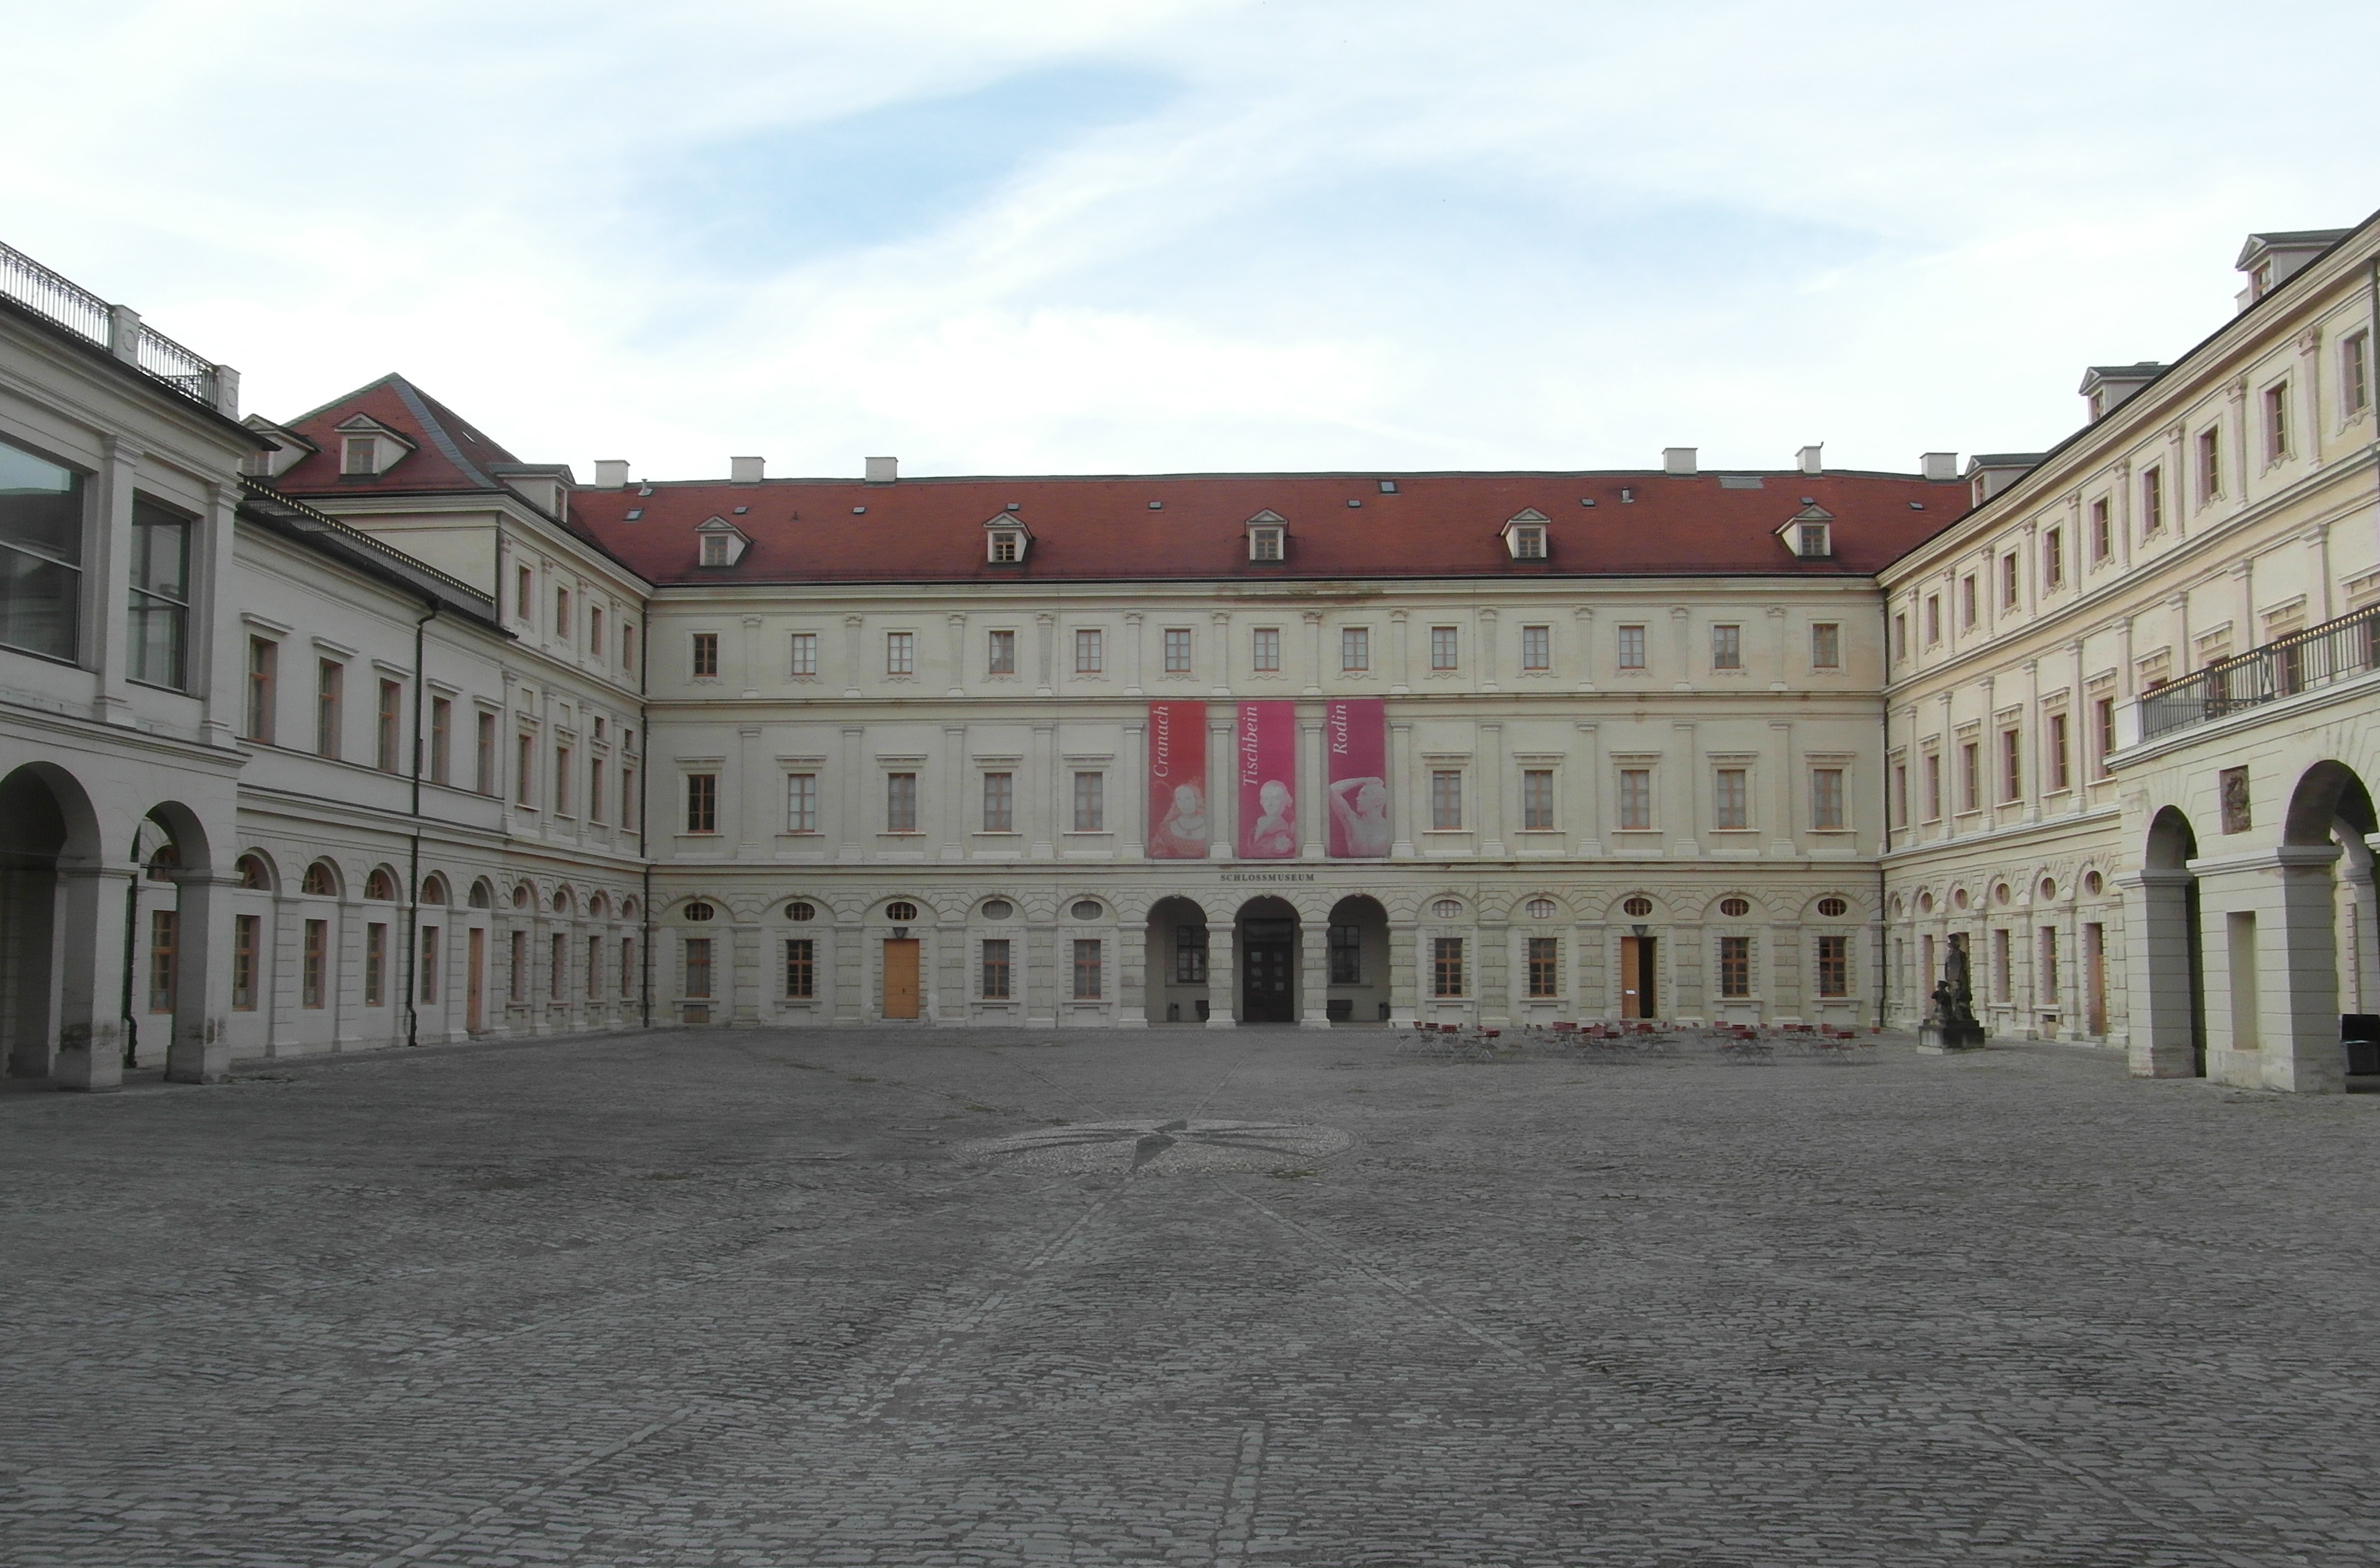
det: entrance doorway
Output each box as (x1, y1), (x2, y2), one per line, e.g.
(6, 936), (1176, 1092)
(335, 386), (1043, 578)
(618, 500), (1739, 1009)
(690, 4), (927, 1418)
(883, 939), (920, 1019)
(1618, 935), (1658, 1018)
(467, 926), (486, 1032)
(1239, 905), (1297, 1023)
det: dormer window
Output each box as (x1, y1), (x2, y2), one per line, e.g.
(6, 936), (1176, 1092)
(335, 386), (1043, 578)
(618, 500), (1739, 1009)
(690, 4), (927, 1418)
(700, 534), (729, 566)
(331, 415), (413, 476)
(981, 514), (1033, 565)
(693, 515), (750, 568)
(1499, 508), (1551, 560)
(1776, 504), (1833, 559)
(1243, 509), (1287, 563)
(343, 436), (376, 475)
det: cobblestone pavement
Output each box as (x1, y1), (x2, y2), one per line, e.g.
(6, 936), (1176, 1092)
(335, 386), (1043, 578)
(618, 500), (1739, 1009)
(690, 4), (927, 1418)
(5, 1029), (2379, 1567)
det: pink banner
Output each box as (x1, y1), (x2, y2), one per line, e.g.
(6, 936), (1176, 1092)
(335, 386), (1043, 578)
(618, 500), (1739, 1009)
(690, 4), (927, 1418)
(1146, 702), (1209, 859)
(1324, 699), (1389, 858)
(1235, 701), (1298, 859)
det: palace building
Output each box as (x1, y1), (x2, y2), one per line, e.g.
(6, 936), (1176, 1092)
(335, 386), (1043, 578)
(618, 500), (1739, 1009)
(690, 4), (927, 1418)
(3, 213), (2376, 1087)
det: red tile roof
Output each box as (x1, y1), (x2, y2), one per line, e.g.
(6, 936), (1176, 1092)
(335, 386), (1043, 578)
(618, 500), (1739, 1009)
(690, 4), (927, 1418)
(273, 374), (522, 495)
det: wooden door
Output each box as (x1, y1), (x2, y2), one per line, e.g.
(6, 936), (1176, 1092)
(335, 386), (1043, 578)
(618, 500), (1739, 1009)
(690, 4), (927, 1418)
(467, 926), (485, 1032)
(883, 939), (920, 1019)
(1619, 937), (1643, 1018)
(1240, 919), (1296, 1023)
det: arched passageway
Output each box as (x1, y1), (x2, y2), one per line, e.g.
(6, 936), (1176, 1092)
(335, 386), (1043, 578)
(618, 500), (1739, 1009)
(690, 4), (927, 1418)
(1325, 895), (1389, 1024)
(2282, 762), (2380, 1082)
(1233, 896), (1300, 1024)
(2132, 804), (2206, 1078)
(1145, 896), (1211, 1024)
(0, 764), (110, 1086)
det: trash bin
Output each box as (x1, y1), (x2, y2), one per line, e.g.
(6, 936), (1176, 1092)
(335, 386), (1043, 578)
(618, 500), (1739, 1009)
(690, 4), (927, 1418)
(2345, 1015), (2380, 1076)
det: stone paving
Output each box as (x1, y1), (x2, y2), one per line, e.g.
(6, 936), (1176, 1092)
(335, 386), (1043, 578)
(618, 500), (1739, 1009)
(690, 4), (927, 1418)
(4, 1027), (2379, 1567)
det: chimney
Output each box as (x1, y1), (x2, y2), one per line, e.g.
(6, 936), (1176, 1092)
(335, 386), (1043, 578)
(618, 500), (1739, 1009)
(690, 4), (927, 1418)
(1796, 444), (1823, 475)
(1662, 446), (1697, 476)
(1919, 452), (1958, 481)
(729, 455), (764, 485)
(594, 459), (630, 489)
(865, 455), (898, 484)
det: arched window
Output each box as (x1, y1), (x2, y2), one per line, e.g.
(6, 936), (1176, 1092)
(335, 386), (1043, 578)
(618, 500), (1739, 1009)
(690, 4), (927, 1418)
(236, 854), (271, 890)
(787, 901), (818, 922)
(468, 879), (494, 909)
(1719, 897), (1750, 918)
(1431, 899), (1462, 919)
(682, 901), (715, 922)
(145, 844), (180, 881)
(420, 874), (449, 906)
(1816, 896), (1848, 918)
(364, 867), (398, 901)
(1621, 895), (1653, 918)
(1525, 897), (1556, 920)
(1070, 900), (1104, 921)
(302, 861), (338, 897)
(886, 901), (917, 922)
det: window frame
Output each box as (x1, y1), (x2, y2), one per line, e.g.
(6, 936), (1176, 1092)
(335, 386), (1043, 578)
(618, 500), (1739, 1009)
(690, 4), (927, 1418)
(1710, 623), (1742, 671)
(314, 659), (343, 759)
(1251, 626), (1282, 673)
(1429, 768), (1463, 831)
(981, 770), (1016, 833)
(1074, 627), (1104, 675)
(987, 628), (1017, 675)
(1525, 936), (1559, 998)
(1717, 935), (1752, 999)
(1617, 767), (1653, 831)
(885, 771), (919, 833)
(0, 432), (85, 667)
(1616, 623), (1647, 671)
(1521, 767), (1555, 831)
(1072, 770), (1106, 832)
(787, 771), (819, 833)
(1811, 622), (1841, 670)
(126, 496), (191, 691)
(885, 630), (915, 676)
(790, 631), (819, 676)
(1520, 623), (1551, 671)
(1339, 625), (1369, 672)
(786, 937), (816, 999)
(1429, 625), (1459, 671)
(1713, 766), (1749, 831)
(1810, 766), (1846, 831)
(980, 938), (1011, 1000)
(1072, 938), (1103, 1000)
(685, 772), (719, 834)
(691, 631), (719, 678)
(1431, 936), (1465, 998)
(1162, 627), (1193, 674)
(244, 637), (276, 742)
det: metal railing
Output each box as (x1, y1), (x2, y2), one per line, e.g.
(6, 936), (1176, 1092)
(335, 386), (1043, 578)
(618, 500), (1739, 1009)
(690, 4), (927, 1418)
(0, 238), (226, 412)
(2139, 603), (2380, 741)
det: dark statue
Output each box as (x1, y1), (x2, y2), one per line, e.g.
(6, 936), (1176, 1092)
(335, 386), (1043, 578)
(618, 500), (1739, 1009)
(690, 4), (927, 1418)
(1922, 938), (1985, 1051)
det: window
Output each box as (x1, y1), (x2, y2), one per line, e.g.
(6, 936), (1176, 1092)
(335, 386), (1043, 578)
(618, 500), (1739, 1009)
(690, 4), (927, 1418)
(2049, 712), (2071, 791)
(987, 629), (1016, 674)
(1924, 752), (1941, 820)
(1816, 934), (1850, 997)
(1341, 626), (1369, 671)
(1072, 771), (1105, 832)
(302, 919), (327, 1009)
(231, 913), (259, 1010)
(1718, 936), (1751, 997)
(429, 697), (451, 784)
(2141, 466), (2165, 534)
(1795, 522), (1829, 559)
(1522, 768), (1554, 831)
(1429, 626), (1458, 671)
(1329, 924), (1362, 984)
(1926, 594), (1942, 644)
(2197, 424), (2222, 501)
(690, 631), (720, 678)
(1811, 767), (1845, 831)
(1521, 625), (1551, 671)
(550, 932), (567, 1001)
(1252, 627), (1280, 672)
(1711, 624), (1741, 669)
(982, 771), (1014, 833)
(684, 937), (712, 999)
(363, 922), (386, 1006)
(786, 939), (815, 999)
(787, 772), (818, 832)
(476, 711), (497, 795)
(699, 533), (731, 567)
(886, 631), (915, 675)
(2094, 696), (2116, 777)
(1512, 524), (1545, 559)
(1430, 768), (1462, 829)
(1999, 553), (2018, 610)
(516, 733), (534, 806)
(1621, 896), (1653, 917)
(1526, 896), (1556, 920)
(127, 499), (190, 689)
(1074, 628), (1103, 674)
(622, 622), (636, 671)
(1714, 767), (1748, 829)
(1811, 623), (1840, 669)
(2090, 499), (2111, 563)
(683, 901), (715, 921)
(1526, 937), (1559, 997)
(509, 931), (526, 1002)
(1072, 939), (1102, 1000)
(585, 932), (600, 1000)
(2000, 728), (2021, 801)
(0, 435), (83, 662)
(1249, 526), (1283, 562)
(2043, 527), (2063, 589)
(2264, 382), (2290, 461)
(791, 632), (818, 676)
(1163, 628), (1192, 674)
(1893, 763), (1908, 827)
(1959, 741), (1980, 812)
(1893, 614), (1908, 662)
(621, 936), (636, 999)
(1433, 899), (1463, 919)
(554, 587), (571, 642)
(686, 773), (718, 833)
(245, 638), (276, 742)
(376, 680), (402, 772)
(315, 660), (343, 758)
(980, 939), (1010, 999)
(590, 607), (604, 658)
(147, 907), (177, 1012)
(1618, 768), (1652, 830)
(1719, 897), (1750, 918)
(886, 772), (918, 832)
(516, 565), (534, 625)
(1990, 928), (2010, 1002)
(1616, 625), (1646, 670)
(2345, 330), (2372, 413)
(553, 744), (572, 814)
(342, 435), (376, 475)
(1175, 926), (1208, 984)
(422, 927), (443, 1004)
(2038, 927), (2060, 1003)
(988, 530), (1020, 563)
(1960, 576), (1977, 628)
(1431, 937), (1465, 997)
(1816, 896), (1848, 918)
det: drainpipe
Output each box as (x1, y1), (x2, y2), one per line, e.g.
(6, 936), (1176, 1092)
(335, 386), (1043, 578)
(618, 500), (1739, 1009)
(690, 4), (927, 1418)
(639, 611), (651, 1030)
(121, 864), (140, 1069)
(403, 605), (437, 1048)
(1877, 686), (1892, 1031)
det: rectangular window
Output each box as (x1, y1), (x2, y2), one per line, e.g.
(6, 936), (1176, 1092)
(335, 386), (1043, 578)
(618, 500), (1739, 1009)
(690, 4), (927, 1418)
(147, 907), (177, 1012)
(1162, 628), (1192, 674)
(590, 607), (604, 658)
(2090, 499), (2112, 563)
(1340, 626), (1369, 671)
(245, 638), (276, 742)
(1714, 767), (1749, 829)
(886, 631), (915, 674)
(684, 937), (712, 999)
(1711, 623), (1741, 670)
(554, 587), (571, 644)
(790, 631), (818, 676)
(622, 765), (636, 827)
(1811, 767), (1846, 831)
(987, 628), (1016, 674)
(1926, 595), (1942, 644)
(622, 622), (636, 671)
(982, 771), (1014, 833)
(1329, 923), (1362, 984)
(1991, 927), (2011, 1002)
(621, 937), (635, 999)
(343, 434), (376, 475)
(1526, 936), (1559, 998)
(2039, 927), (2060, 1002)
(979, 938), (1010, 1000)
(686, 772), (718, 833)
(422, 927), (442, 1004)
(550, 932), (566, 1001)
(1960, 576), (1976, 628)
(1431, 937), (1465, 997)
(1429, 626), (1458, 670)
(2000, 728), (2022, 801)
(1718, 936), (1751, 998)
(303, 919), (327, 1009)
(0, 435), (85, 663)
(1075, 627), (1103, 674)
(2345, 330), (2372, 413)
(787, 772), (818, 832)
(1251, 627), (1281, 672)
(1893, 763), (1909, 828)
(2049, 712), (2071, 791)
(2197, 424), (2221, 501)
(127, 498), (190, 690)
(786, 938), (815, 999)
(1618, 768), (1652, 831)
(1617, 624), (1647, 669)
(364, 921), (386, 1006)
(1811, 623), (1841, 669)
(315, 660), (343, 758)
(1999, 553), (2018, 610)
(2142, 466), (2165, 534)
(1924, 752), (1941, 820)
(476, 712), (498, 795)
(232, 913), (259, 1010)
(516, 565), (533, 626)
(1430, 768), (1462, 830)
(1175, 926), (1208, 984)
(1073, 771), (1105, 832)
(1816, 934), (1850, 998)
(1521, 624), (1551, 670)
(553, 745), (571, 815)
(585, 932), (600, 1000)
(1960, 742), (1980, 812)
(691, 632), (719, 677)
(1522, 768), (1554, 831)
(376, 680), (402, 772)
(2094, 696), (2116, 777)
(886, 772), (918, 832)
(2264, 382), (2290, 461)
(429, 697), (451, 784)
(509, 930), (526, 1002)
(589, 758), (605, 823)
(1072, 938), (1102, 1000)
(1893, 614), (1908, 662)
(516, 733), (534, 806)
(2043, 527), (2063, 589)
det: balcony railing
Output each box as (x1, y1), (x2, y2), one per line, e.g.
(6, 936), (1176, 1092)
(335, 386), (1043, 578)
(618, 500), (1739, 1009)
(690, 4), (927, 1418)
(0, 238), (234, 414)
(2139, 603), (2380, 741)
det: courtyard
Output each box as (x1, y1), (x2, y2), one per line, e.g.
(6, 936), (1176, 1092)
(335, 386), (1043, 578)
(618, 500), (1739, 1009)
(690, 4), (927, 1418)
(3, 1028), (2377, 1567)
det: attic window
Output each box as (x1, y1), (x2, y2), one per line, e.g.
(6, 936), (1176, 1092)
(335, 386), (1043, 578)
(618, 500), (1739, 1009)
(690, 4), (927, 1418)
(1346, 498), (1361, 508)
(1378, 480), (1398, 494)
(988, 530), (1023, 564)
(341, 436), (376, 476)
(732, 505), (749, 515)
(1250, 526), (1283, 562)
(1147, 500), (1163, 510)
(1795, 522), (1831, 558)
(1511, 525), (1545, 559)
(624, 508), (644, 521)
(1579, 498), (1596, 507)
(700, 534), (731, 567)
(851, 506), (867, 516)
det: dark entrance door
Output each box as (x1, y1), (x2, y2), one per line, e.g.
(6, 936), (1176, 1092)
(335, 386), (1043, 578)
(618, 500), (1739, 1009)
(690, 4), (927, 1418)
(1618, 936), (1658, 1018)
(1241, 917), (1296, 1023)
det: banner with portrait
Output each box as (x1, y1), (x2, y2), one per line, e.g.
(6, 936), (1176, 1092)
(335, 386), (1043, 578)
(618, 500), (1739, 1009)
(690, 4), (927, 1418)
(1145, 701), (1209, 859)
(1324, 698), (1390, 858)
(1235, 700), (1298, 859)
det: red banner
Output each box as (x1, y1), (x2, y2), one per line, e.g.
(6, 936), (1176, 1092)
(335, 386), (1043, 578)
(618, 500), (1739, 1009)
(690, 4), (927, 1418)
(1235, 701), (1298, 859)
(1324, 698), (1389, 858)
(1146, 702), (1209, 859)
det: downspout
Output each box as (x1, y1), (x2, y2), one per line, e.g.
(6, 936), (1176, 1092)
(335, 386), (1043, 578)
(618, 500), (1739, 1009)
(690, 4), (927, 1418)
(121, 863), (140, 1069)
(639, 605), (652, 1030)
(1877, 682), (1892, 1032)
(404, 605), (437, 1048)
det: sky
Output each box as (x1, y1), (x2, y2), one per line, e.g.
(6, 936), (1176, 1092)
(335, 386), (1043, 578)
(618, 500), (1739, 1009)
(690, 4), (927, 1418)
(4, 0), (2376, 483)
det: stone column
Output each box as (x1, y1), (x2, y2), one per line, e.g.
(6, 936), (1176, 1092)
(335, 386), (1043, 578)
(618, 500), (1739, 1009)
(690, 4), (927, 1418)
(736, 726), (760, 859)
(1123, 721), (1147, 860)
(1124, 612), (1145, 696)
(166, 868), (236, 1082)
(1390, 720), (1416, 859)
(1386, 920), (1418, 1027)
(1034, 612), (1056, 697)
(1116, 920), (1149, 1028)
(1208, 712), (1234, 860)
(837, 726), (864, 862)
(1574, 722), (1604, 857)
(196, 481), (240, 749)
(1669, 606), (1693, 692)
(1767, 719), (1795, 859)
(1205, 923), (1238, 1028)
(51, 861), (133, 1090)
(1301, 610), (1324, 696)
(946, 613), (968, 697)
(1766, 605), (1790, 691)
(89, 436), (142, 726)
(2265, 846), (2347, 1093)
(739, 616), (762, 699)
(1298, 918), (1331, 1029)
(1388, 610), (1411, 695)
(1574, 606), (1597, 691)
(2117, 868), (2198, 1078)
(1672, 720), (1700, 858)
(940, 725), (966, 860)
(1478, 721), (1506, 858)
(1209, 612), (1232, 696)
(841, 614), (864, 698)
(1029, 722), (1056, 860)
(1299, 712), (1325, 859)
(1477, 608), (1500, 694)
(1480, 914), (1511, 1026)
